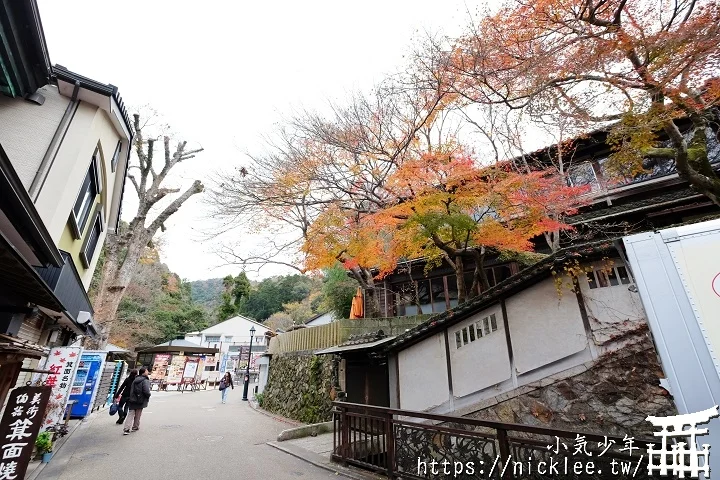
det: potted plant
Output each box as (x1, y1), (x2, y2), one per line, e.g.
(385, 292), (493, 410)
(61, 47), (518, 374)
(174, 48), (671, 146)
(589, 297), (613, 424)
(35, 432), (53, 463)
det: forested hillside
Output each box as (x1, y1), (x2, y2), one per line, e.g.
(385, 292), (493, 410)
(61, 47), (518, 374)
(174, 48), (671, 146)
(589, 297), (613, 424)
(90, 250), (209, 351)
(188, 278), (224, 311)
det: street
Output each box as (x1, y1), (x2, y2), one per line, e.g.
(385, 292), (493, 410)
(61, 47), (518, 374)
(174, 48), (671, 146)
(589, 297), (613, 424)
(36, 389), (342, 480)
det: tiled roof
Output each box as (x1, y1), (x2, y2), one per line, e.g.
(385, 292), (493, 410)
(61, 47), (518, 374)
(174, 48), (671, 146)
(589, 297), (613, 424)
(569, 187), (705, 224)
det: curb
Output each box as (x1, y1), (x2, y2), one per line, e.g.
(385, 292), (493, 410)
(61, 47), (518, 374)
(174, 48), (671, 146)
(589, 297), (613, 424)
(26, 420), (84, 480)
(277, 421), (334, 442)
(246, 398), (303, 427)
(267, 441), (382, 480)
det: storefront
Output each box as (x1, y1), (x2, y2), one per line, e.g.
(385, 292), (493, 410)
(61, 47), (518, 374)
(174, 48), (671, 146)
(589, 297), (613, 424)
(135, 339), (218, 390)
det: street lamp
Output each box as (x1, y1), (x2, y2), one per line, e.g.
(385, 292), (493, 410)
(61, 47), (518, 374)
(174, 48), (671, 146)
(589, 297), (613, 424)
(242, 326), (256, 401)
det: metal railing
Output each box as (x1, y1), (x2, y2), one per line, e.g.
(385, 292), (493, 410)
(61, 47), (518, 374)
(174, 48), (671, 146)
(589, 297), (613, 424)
(332, 402), (663, 479)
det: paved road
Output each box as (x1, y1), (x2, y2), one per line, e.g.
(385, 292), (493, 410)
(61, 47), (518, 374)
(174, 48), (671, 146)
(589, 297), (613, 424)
(37, 389), (340, 480)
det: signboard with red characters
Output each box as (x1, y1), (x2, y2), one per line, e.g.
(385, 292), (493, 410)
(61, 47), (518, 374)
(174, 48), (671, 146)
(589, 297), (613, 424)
(37, 347), (82, 431)
(0, 386), (51, 479)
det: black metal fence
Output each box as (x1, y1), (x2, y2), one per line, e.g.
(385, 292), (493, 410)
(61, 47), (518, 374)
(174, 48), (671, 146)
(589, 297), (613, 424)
(333, 401), (664, 479)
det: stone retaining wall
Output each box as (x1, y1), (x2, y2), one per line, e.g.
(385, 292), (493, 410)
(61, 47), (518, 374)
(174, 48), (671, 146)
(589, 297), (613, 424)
(261, 351), (334, 424)
(461, 337), (676, 438)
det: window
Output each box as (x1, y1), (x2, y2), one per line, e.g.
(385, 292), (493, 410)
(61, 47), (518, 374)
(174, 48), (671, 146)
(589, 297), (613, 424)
(568, 163), (600, 192)
(205, 336), (221, 343)
(79, 207), (103, 268)
(431, 277), (447, 312)
(111, 141), (122, 172)
(224, 336), (233, 343)
(455, 312), (500, 349)
(586, 265), (632, 289)
(70, 151), (101, 239)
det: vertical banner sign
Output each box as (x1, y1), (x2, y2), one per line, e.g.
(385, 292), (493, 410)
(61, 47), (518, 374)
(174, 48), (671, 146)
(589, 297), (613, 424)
(41, 347), (82, 430)
(219, 354), (228, 373)
(0, 386), (51, 479)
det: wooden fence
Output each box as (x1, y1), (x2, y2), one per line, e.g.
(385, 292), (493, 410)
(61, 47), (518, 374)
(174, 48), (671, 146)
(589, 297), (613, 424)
(268, 315), (432, 354)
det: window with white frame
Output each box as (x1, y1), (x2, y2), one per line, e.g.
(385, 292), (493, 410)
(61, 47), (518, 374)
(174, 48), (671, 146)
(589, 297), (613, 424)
(586, 265), (631, 289)
(70, 151), (101, 238)
(79, 206), (103, 269)
(111, 140), (122, 172)
(205, 336), (221, 343)
(455, 313), (499, 349)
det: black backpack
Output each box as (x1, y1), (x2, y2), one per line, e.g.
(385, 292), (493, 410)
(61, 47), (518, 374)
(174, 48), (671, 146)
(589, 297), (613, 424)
(129, 380), (144, 404)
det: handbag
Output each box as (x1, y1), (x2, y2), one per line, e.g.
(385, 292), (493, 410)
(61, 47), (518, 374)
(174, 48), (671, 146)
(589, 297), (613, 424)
(219, 380), (227, 391)
(109, 402), (118, 416)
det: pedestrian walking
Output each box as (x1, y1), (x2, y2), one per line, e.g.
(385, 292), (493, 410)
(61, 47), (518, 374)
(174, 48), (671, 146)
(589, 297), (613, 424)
(123, 366), (151, 435)
(114, 368), (138, 424)
(219, 371), (234, 404)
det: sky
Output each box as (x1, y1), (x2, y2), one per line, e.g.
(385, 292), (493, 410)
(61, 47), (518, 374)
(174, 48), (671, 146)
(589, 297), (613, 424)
(37, 0), (476, 281)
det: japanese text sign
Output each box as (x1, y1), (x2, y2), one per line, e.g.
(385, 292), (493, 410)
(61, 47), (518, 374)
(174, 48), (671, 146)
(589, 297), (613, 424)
(0, 386), (51, 479)
(40, 347), (81, 430)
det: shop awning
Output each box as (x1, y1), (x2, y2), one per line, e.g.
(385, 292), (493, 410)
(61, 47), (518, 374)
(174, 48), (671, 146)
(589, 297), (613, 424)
(315, 336), (396, 355)
(0, 230), (64, 313)
(136, 339), (218, 355)
(0, 334), (47, 361)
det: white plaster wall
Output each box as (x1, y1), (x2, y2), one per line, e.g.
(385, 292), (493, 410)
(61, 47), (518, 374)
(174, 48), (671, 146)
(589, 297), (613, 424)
(449, 305), (511, 397)
(577, 260), (646, 345)
(34, 103), (121, 248)
(505, 277), (588, 374)
(398, 332), (449, 411)
(0, 85), (67, 189)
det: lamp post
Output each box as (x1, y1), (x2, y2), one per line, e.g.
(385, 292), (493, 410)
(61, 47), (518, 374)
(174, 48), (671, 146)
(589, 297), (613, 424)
(241, 326), (255, 401)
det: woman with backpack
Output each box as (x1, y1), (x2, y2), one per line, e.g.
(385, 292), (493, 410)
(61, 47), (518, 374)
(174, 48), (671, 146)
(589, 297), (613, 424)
(219, 371), (233, 403)
(114, 369), (138, 424)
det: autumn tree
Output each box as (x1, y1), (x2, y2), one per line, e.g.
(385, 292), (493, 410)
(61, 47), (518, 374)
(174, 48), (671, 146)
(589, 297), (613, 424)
(443, 0), (720, 204)
(208, 76), (454, 314)
(373, 149), (584, 302)
(90, 113), (204, 348)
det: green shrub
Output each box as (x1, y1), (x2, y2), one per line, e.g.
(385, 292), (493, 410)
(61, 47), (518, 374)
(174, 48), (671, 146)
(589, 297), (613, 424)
(255, 393), (264, 407)
(35, 432), (52, 454)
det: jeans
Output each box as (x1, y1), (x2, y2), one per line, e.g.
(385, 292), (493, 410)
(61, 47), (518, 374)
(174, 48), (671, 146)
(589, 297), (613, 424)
(123, 408), (143, 431)
(221, 388), (229, 403)
(118, 397), (129, 420)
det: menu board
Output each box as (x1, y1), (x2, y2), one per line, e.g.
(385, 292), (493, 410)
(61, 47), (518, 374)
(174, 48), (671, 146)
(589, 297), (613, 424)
(182, 359), (198, 380)
(0, 386), (51, 479)
(150, 354), (171, 380)
(166, 355), (187, 384)
(195, 357), (205, 381)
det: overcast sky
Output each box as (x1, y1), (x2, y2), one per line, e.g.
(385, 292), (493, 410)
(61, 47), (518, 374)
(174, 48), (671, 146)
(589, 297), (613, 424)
(37, 0), (475, 281)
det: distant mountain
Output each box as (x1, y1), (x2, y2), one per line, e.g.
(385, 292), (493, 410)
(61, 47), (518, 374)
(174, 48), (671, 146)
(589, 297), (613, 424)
(188, 277), (225, 311)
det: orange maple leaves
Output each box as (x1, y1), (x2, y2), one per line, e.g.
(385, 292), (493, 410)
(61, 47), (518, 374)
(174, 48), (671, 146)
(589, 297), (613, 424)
(302, 147), (586, 281)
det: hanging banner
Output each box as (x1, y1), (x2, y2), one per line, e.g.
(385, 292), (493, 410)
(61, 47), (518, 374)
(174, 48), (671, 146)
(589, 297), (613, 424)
(0, 385), (51, 479)
(219, 353), (228, 372)
(150, 354), (170, 381)
(38, 347), (82, 430)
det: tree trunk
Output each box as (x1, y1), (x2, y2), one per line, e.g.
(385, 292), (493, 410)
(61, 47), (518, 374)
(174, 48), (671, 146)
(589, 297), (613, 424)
(348, 266), (381, 318)
(82, 112), (204, 349)
(455, 255), (468, 304)
(469, 248), (489, 296)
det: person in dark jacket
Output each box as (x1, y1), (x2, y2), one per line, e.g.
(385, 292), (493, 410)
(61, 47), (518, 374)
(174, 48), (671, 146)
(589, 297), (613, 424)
(220, 371), (234, 404)
(123, 367), (151, 435)
(114, 369), (138, 424)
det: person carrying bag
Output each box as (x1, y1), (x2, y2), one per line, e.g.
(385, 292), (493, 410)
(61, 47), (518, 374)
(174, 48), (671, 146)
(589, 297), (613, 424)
(219, 371), (233, 404)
